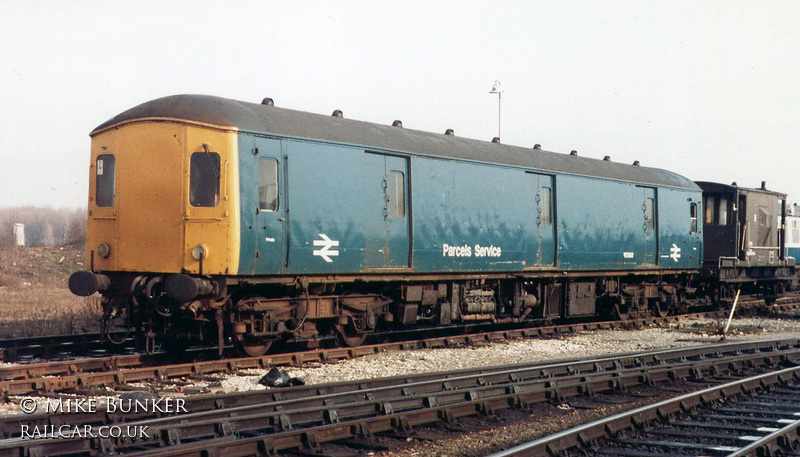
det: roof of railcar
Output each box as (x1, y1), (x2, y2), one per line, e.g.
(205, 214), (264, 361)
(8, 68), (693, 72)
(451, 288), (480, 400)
(695, 181), (787, 198)
(92, 94), (699, 190)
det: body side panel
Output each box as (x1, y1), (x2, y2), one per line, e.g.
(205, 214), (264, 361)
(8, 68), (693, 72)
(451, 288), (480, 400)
(410, 157), (530, 272)
(182, 126), (239, 275)
(556, 175), (649, 270)
(656, 187), (703, 269)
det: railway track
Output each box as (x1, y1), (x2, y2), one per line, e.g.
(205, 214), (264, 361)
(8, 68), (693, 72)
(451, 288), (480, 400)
(492, 364), (800, 457)
(1, 337), (798, 456)
(0, 313), (688, 396)
(3, 292), (797, 364)
(1, 294), (799, 397)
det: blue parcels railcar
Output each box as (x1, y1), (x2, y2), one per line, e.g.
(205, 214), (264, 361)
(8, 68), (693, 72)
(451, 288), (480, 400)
(71, 95), (707, 355)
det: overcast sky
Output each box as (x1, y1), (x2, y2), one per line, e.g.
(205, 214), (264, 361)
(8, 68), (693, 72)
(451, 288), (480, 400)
(1, 1), (798, 208)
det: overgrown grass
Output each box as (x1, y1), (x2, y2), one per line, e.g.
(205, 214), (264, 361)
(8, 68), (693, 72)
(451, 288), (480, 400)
(0, 244), (101, 338)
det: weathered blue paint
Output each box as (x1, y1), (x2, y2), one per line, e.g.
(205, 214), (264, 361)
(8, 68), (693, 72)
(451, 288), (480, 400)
(280, 140), (369, 274)
(237, 135), (287, 275)
(642, 187), (658, 265)
(231, 120), (702, 276)
(557, 176), (644, 270)
(234, 133), (703, 275)
(363, 153), (410, 268)
(657, 188), (703, 269)
(410, 157), (529, 272)
(524, 173), (556, 268)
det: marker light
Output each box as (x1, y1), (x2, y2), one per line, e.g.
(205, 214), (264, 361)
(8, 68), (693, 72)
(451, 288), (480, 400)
(192, 245), (207, 260)
(98, 242), (111, 258)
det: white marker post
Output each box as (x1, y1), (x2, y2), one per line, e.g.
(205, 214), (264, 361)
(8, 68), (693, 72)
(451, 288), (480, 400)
(721, 288), (741, 339)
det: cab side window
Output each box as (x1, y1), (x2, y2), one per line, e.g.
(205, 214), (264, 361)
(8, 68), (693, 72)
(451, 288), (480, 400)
(96, 154), (116, 207)
(258, 158), (279, 211)
(644, 197), (655, 231)
(539, 187), (552, 226)
(387, 170), (405, 218)
(190, 152), (220, 207)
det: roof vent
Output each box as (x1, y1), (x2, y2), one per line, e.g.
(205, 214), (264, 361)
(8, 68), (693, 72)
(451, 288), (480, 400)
(533, 144), (541, 150)
(632, 160), (640, 166)
(445, 129), (454, 136)
(392, 120), (403, 127)
(761, 181), (767, 190)
(603, 156), (611, 161)
(332, 110), (343, 118)
(570, 150), (578, 156)
(261, 98), (274, 106)
(492, 137), (501, 143)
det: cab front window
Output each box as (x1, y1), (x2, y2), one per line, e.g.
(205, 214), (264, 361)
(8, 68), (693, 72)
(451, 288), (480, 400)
(190, 152), (220, 207)
(96, 154), (116, 207)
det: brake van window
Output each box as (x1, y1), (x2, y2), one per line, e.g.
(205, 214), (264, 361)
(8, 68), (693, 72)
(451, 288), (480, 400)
(96, 154), (116, 207)
(190, 152), (220, 207)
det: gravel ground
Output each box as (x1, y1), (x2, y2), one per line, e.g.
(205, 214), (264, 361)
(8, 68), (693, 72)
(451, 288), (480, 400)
(174, 315), (800, 456)
(175, 315), (800, 393)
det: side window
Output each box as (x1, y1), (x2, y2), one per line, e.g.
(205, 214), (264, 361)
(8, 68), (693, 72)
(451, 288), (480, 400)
(190, 152), (220, 207)
(758, 207), (768, 226)
(645, 197), (655, 231)
(704, 195), (716, 224)
(387, 170), (405, 218)
(539, 187), (552, 226)
(96, 154), (116, 207)
(718, 197), (728, 225)
(690, 203), (698, 233)
(258, 158), (279, 211)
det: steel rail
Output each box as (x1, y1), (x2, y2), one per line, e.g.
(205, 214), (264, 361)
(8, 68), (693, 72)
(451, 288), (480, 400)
(0, 302), (791, 397)
(489, 365), (800, 457)
(0, 312), (695, 396)
(3, 336), (797, 439)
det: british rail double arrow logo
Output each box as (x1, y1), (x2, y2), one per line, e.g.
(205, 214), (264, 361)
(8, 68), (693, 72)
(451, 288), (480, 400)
(313, 234), (340, 262)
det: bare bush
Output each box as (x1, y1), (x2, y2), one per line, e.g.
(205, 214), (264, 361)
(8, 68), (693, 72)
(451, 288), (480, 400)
(0, 207), (87, 247)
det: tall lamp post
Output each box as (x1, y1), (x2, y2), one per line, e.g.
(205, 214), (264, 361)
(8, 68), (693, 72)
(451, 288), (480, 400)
(489, 80), (503, 139)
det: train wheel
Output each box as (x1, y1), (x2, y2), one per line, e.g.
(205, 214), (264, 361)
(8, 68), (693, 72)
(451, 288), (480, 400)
(234, 335), (273, 357)
(613, 302), (629, 320)
(334, 323), (367, 347)
(651, 299), (669, 318)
